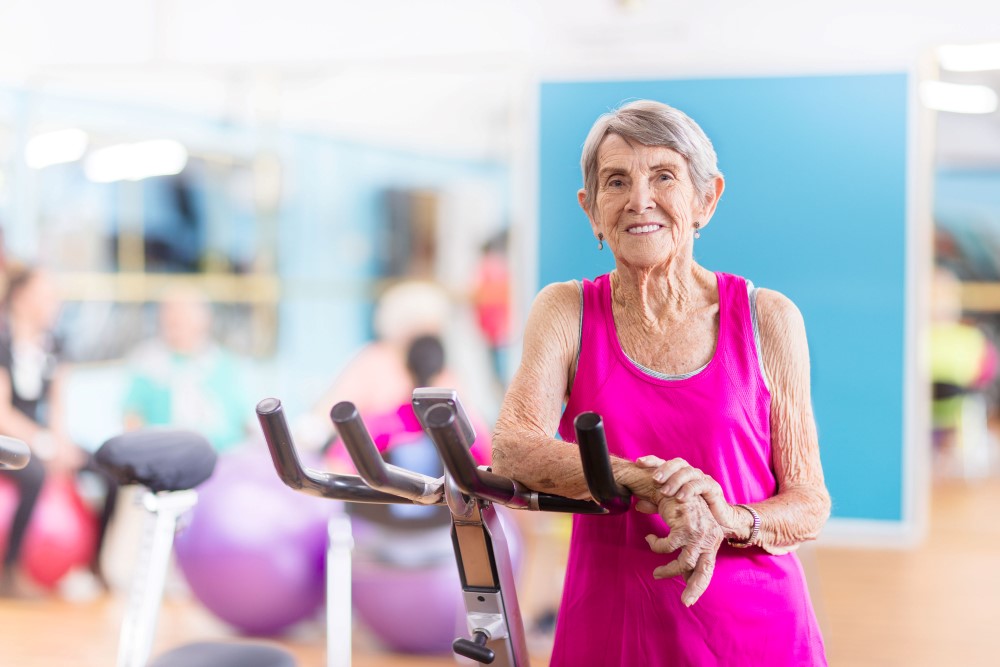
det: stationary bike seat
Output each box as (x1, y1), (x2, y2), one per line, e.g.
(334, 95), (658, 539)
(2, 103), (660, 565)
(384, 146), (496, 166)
(149, 640), (296, 667)
(95, 428), (217, 492)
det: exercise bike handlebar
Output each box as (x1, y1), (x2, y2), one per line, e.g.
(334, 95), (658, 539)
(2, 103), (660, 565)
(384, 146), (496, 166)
(330, 401), (443, 504)
(422, 403), (628, 515)
(573, 412), (632, 514)
(0, 435), (30, 471)
(255, 398), (417, 504)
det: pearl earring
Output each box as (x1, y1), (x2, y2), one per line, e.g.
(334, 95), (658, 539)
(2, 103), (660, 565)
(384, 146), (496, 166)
(693, 222), (701, 239)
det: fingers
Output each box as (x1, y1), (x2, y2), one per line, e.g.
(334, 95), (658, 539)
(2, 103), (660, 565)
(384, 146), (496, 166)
(667, 477), (720, 503)
(635, 455), (667, 469)
(635, 499), (659, 514)
(652, 559), (688, 581)
(645, 532), (685, 555)
(680, 552), (716, 607)
(645, 498), (724, 607)
(660, 466), (704, 498)
(651, 543), (698, 579)
(651, 550), (717, 607)
(648, 458), (690, 484)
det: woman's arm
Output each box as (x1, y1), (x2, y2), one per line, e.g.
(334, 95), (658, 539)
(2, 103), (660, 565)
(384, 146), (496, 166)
(0, 368), (48, 443)
(646, 289), (831, 553)
(0, 367), (81, 470)
(752, 288), (831, 552)
(491, 281), (594, 500)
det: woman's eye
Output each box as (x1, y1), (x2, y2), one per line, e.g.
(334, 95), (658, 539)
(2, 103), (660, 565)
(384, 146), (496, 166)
(658, 172), (674, 182)
(607, 179), (624, 188)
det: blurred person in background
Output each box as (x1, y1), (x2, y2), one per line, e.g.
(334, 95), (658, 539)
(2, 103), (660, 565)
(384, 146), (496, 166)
(0, 265), (117, 597)
(325, 333), (491, 472)
(299, 279), (469, 451)
(930, 265), (998, 475)
(472, 229), (512, 392)
(122, 285), (250, 453)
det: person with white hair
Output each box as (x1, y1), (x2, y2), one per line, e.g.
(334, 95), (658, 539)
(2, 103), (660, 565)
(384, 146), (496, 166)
(491, 100), (829, 666)
(302, 280), (465, 454)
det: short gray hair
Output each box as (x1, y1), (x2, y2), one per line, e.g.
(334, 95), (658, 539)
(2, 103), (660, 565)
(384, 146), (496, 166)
(580, 100), (722, 210)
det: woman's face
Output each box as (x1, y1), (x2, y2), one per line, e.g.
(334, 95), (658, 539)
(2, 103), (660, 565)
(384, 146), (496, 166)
(12, 271), (61, 329)
(581, 134), (720, 270)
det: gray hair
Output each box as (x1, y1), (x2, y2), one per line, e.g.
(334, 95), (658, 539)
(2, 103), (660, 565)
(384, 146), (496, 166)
(580, 100), (722, 210)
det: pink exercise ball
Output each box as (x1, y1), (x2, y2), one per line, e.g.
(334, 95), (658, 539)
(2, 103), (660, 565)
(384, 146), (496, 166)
(0, 473), (98, 589)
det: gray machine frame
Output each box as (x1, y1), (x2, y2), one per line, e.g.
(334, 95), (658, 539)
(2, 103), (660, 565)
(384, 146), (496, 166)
(256, 388), (629, 666)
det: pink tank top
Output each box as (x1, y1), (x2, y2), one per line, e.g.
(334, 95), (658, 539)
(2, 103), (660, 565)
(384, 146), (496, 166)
(551, 272), (826, 667)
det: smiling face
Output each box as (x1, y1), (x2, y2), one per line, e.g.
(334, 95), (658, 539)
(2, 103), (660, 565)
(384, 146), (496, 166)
(580, 133), (723, 270)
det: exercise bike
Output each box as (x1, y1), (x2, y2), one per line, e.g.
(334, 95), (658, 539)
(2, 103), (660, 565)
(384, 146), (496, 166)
(94, 428), (297, 667)
(256, 388), (630, 667)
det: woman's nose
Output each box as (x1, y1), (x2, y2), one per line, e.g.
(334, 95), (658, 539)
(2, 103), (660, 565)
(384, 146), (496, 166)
(626, 180), (654, 213)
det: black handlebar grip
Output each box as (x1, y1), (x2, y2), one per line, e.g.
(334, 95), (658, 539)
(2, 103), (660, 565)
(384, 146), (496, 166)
(255, 398), (412, 504)
(574, 412), (631, 514)
(453, 632), (495, 664)
(330, 401), (440, 501)
(423, 402), (518, 506)
(0, 436), (30, 471)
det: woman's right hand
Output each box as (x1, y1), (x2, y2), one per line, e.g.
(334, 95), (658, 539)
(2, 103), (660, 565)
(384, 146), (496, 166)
(641, 494), (724, 607)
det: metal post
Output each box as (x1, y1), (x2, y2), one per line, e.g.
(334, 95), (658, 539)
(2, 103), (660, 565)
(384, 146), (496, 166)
(116, 490), (198, 667)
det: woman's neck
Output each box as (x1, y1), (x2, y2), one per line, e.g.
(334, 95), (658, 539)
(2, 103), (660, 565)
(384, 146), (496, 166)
(610, 258), (711, 328)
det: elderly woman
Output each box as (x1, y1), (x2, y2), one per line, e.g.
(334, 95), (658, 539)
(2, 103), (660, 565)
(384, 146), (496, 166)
(491, 100), (830, 666)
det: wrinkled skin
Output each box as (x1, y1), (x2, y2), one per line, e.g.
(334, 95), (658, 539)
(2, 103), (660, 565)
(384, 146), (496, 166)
(492, 134), (830, 606)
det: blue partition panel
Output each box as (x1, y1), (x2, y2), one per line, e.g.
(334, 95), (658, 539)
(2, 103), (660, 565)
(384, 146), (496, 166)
(538, 74), (909, 522)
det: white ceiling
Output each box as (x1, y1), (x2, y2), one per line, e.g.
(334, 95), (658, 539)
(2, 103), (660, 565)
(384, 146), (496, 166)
(1, 0), (999, 162)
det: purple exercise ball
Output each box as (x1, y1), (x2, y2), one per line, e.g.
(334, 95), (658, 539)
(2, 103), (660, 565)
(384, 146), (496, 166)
(353, 555), (465, 654)
(351, 506), (522, 654)
(174, 449), (330, 636)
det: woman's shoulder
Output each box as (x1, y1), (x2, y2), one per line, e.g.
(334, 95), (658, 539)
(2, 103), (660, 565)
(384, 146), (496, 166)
(522, 281), (583, 351)
(753, 288), (804, 325)
(536, 279), (582, 304)
(752, 288), (808, 357)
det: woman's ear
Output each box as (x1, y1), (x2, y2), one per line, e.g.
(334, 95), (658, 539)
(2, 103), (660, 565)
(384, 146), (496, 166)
(578, 189), (601, 239)
(696, 176), (725, 230)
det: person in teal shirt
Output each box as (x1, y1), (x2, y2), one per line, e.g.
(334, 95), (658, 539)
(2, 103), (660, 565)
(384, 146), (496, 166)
(122, 286), (250, 453)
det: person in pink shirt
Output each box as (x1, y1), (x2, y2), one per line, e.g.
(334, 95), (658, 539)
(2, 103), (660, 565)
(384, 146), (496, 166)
(492, 100), (830, 666)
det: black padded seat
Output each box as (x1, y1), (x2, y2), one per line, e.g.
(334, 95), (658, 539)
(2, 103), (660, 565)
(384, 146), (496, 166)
(95, 428), (217, 492)
(149, 641), (296, 667)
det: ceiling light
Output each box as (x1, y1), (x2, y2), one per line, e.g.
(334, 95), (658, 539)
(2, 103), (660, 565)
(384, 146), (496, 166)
(919, 81), (998, 114)
(25, 128), (89, 169)
(937, 43), (1000, 72)
(84, 140), (188, 183)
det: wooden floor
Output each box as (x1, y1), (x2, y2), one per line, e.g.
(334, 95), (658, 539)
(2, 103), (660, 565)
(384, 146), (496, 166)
(811, 476), (1000, 667)
(2, 477), (999, 666)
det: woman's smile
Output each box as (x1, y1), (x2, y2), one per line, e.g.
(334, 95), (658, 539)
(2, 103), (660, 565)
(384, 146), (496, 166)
(626, 223), (664, 235)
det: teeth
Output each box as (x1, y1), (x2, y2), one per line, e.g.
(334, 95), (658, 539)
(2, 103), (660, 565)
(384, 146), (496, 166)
(628, 225), (660, 234)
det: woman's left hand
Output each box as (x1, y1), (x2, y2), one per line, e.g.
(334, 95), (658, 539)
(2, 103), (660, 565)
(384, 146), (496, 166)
(635, 455), (743, 532)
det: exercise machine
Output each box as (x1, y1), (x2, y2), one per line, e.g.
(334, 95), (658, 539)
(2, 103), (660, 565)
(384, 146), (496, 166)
(256, 388), (630, 666)
(94, 429), (297, 667)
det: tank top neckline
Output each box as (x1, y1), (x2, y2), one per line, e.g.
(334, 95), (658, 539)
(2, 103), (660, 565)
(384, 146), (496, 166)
(599, 271), (727, 387)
